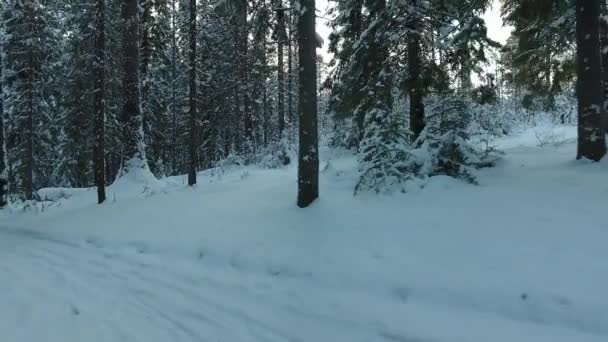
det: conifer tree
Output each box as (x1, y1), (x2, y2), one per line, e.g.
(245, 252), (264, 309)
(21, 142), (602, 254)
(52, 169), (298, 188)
(3, 0), (57, 199)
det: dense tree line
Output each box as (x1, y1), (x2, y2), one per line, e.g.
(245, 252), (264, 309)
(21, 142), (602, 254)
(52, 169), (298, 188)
(0, 0), (319, 206)
(0, 0), (605, 206)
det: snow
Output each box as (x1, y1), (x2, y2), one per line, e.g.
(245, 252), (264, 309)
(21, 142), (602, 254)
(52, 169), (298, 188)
(1, 125), (608, 342)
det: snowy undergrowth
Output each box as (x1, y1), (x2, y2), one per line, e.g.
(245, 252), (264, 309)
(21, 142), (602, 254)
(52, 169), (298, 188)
(1, 125), (607, 342)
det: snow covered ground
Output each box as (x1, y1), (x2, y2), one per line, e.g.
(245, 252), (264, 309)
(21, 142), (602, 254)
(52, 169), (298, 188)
(1, 125), (607, 342)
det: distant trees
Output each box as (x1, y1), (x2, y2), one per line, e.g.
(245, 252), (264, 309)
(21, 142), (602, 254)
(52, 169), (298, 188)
(2, 0), (58, 199)
(0, 0), (604, 203)
(503, 0), (607, 160)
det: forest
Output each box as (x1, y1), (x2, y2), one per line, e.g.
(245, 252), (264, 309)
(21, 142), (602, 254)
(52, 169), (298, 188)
(0, 0), (605, 208)
(1, 1), (607, 341)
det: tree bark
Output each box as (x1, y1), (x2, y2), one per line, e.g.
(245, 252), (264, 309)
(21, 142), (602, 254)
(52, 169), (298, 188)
(407, 0), (425, 141)
(188, 0), (197, 186)
(121, 0), (147, 169)
(287, 6), (293, 140)
(94, 0), (106, 203)
(600, 0), (608, 133)
(297, 0), (319, 208)
(576, 0), (607, 161)
(276, 0), (286, 141)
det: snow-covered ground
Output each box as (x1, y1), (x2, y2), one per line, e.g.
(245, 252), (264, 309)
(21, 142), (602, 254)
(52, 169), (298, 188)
(1, 125), (607, 342)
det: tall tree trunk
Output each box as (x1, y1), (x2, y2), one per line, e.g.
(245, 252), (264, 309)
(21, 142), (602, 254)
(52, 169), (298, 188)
(278, 39), (285, 139)
(276, 1), (286, 141)
(600, 0), (608, 133)
(188, 0), (197, 185)
(576, 0), (607, 161)
(261, 26), (269, 147)
(121, 0), (148, 170)
(140, 0), (152, 114)
(297, 0), (319, 208)
(94, 0), (106, 203)
(24, 49), (34, 200)
(408, 0), (425, 141)
(234, 0), (249, 154)
(287, 6), (293, 140)
(171, 0), (178, 175)
(0, 44), (5, 184)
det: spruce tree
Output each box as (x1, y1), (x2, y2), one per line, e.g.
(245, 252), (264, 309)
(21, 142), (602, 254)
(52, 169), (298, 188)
(3, 0), (56, 199)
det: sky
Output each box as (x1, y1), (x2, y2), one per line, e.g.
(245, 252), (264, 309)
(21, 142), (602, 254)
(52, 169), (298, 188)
(315, 0), (513, 62)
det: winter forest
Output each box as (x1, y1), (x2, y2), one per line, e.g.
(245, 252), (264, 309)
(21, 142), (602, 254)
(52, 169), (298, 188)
(0, 0), (607, 341)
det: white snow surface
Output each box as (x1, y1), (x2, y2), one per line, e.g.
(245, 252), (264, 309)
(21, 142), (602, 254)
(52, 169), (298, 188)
(1, 125), (607, 342)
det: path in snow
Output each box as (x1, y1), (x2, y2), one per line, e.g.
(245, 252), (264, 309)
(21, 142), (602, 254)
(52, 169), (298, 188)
(1, 135), (607, 342)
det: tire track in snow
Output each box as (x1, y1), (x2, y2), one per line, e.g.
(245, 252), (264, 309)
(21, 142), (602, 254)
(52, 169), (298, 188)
(0, 228), (305, 342)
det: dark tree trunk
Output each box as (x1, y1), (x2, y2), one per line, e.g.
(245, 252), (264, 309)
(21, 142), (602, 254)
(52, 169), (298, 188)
(261, 26), (269, 147)
(140, 0), (152, 112)
(121, 0), (146, 168)
(278, 39), (285, 139)
(276, 1), (286, 141)
(287, 6), (293, 140)
(297, 0), (319, 208)
(407, 0), (425, 141)
(171, 0), (178, 175)
(234, 0), (250, 154)
(600, 0), (608, 133)
(24, 49), (34, 200)
(188, 0), (197, 186)
(576, 0), (607, 161)
(94, 0), (106, 204)
(0, 45), (5, 183)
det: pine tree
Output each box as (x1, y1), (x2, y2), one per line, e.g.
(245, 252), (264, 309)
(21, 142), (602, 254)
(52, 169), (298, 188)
(62, 0), (95, 188)
(3, 0), (56, 199)
(502, 0), (576, 109)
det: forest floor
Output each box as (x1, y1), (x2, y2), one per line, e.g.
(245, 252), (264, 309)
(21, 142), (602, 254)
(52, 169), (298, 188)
(1, 124), (607, 342)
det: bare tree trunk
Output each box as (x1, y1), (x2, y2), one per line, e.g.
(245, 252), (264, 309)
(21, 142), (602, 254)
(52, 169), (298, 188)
(261, 27), (269, 147)
(171, 0), (178, 175)
(121, 0), (147, 170)
(408, 0), (425, 141)
(576, 0), (607, 161)
(276, 1), (286, 141)
(0, 43), (6, 191)
(94, 0), (106, 203)
(600, 0), (608, 133)
(297, 0), (319, 208)
(188, 0), (197, 186)
(24, 49), (34, 200)
(278, 39), (285, 140)
(287, 6), (293, 140)
(140, 0), (152, 115)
